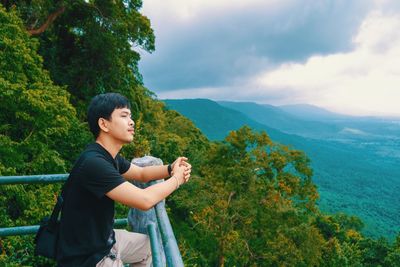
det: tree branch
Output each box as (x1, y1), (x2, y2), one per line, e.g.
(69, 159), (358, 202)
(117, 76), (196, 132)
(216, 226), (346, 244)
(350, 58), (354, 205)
(28, 6), (66, 36)
(227, 191), (236, 206)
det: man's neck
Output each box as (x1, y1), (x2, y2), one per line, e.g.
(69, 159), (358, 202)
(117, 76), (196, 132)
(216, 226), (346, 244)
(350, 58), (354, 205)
(95, 137), (122, 159)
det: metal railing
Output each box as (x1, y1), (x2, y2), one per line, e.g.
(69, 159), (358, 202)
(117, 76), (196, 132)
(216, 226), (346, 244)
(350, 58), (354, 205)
(0, 174), (183, 267)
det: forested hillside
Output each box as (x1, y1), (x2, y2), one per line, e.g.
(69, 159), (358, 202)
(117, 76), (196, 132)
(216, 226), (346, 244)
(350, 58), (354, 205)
(164, 99), (400, 240)
(0, 2), (399, 266)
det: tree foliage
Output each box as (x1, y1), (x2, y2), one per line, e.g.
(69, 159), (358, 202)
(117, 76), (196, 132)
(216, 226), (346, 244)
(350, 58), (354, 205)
(0, 5), (90, 266)
(2, 0), (154, 113)
(170, 127), (323, 266)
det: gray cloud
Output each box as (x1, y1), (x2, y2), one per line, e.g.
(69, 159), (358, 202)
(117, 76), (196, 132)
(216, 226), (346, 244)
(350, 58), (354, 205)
(139, 0), (374, 93)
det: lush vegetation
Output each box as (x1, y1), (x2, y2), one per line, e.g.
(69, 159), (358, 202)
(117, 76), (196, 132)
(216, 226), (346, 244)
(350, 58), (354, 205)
(0, 1), (399, 266)
(165, 99), (400, 240)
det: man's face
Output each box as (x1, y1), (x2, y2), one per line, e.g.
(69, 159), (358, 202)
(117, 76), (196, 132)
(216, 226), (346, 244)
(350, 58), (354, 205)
(105, 108), (135, 144)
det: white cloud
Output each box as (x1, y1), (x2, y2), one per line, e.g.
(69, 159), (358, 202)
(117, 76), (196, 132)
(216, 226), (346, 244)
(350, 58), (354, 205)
(254, 10), (400, 116)
(140, 1), (400, 117)
(142, 0), (289, 23)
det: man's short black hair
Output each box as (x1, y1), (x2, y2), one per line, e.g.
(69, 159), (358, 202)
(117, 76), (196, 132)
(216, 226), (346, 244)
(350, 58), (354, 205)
(87, 93), (131, 138)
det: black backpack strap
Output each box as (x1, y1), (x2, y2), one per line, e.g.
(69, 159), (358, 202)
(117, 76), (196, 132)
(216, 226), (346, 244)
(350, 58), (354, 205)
(46, 178), (71, 226)
(47, 195), (63, 226)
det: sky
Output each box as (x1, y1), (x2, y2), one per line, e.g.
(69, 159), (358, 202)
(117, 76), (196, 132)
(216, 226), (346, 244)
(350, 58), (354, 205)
(138, 0), (400, 116)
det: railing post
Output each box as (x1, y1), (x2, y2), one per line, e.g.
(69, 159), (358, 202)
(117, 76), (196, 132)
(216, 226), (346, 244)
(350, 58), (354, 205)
(129, 156), (184, 267)
(129, 156), (166, 266)
(154, 194), (185, 267)
(147, 223), (163, 267)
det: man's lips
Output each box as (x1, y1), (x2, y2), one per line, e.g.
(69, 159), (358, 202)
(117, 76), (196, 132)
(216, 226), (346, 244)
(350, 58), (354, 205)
(128, 129), (135, 134)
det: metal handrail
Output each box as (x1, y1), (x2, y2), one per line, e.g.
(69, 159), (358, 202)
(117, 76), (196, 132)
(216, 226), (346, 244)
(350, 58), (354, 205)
(0, 174), (183, 267)
(0, 174), (128, 237)
(0, 174), (68, 185)
(0, 219), (129, 237)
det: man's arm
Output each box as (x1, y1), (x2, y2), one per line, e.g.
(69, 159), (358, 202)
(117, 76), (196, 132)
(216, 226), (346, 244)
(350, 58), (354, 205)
(122, 157), (190, 183)
(107, 163), (189, 210)
(122, 164), (169, 183)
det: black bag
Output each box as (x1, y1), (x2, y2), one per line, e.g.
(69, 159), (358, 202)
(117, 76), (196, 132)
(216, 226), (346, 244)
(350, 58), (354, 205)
(34, 195), (63, 259)
(34, 153), (90, 259)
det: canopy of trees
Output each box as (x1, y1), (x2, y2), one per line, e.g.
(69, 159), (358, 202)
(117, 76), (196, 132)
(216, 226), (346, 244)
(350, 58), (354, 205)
(0, 1), (399, 266)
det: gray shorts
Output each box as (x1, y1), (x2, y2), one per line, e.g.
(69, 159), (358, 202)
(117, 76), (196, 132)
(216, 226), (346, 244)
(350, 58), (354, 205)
(96, 229), (152, 267)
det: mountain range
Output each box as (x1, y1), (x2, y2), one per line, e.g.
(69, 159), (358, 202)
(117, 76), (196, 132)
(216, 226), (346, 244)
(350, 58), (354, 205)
(164, 98), (400, 240)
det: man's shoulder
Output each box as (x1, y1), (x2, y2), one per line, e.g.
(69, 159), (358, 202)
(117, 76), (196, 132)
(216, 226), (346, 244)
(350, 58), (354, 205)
(69, 144), (108, 173)
(80, 152), (110, 171)
(80, 143), (108, 161)
(83, 142), (104, 155)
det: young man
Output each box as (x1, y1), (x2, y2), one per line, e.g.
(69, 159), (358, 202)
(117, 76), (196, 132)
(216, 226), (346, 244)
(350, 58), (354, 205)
(57, 93), (191, 267)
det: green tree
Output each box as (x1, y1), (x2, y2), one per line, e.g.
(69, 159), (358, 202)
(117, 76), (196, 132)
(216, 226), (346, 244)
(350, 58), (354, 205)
(359, 237), (390, 267)
(384, 234), (400, 266)
(0, 6), (89, 266)
(0, 5), (89, 176)
(2, 1), (155, 115)
(171, 126), (323, 266)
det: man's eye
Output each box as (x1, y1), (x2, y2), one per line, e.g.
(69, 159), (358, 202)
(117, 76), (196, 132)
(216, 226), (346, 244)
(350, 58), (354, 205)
(121, 115), (133, 119)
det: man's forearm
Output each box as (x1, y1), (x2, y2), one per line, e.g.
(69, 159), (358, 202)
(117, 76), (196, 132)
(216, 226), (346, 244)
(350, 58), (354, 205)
(141, 165), (170, 182)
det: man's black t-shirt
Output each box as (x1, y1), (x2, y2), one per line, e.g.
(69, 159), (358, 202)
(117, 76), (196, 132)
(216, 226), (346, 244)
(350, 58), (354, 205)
(57, 143), (131, 267)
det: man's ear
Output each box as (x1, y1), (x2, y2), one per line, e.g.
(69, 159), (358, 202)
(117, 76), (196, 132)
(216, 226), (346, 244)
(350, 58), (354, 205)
(98, 118), (110, 133)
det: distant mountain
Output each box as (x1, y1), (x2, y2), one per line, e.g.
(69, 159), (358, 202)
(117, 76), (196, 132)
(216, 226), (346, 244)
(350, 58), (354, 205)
(164, 99), (325, 148)
(163, 99), (356, 159)
(164, 99), (291, 141)
(164, 98), (400, 240)
(278, 104), (349, 121)
(218, 101), (340, 139)
(218, 101), (400, 141)
(280, 104), (400, 122)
